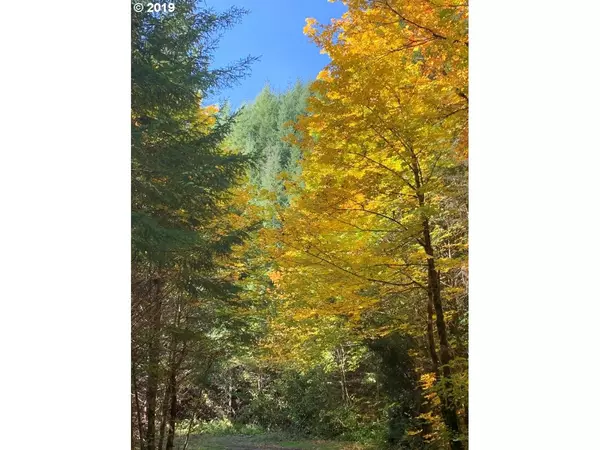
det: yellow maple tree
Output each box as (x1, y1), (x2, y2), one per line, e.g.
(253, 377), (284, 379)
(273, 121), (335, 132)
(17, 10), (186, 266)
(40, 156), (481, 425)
(266, 1), (469, 447)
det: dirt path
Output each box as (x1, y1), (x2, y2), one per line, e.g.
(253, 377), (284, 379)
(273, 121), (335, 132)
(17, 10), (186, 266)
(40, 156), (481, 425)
(175, 433), (363, 450)
(184, 435), (303, 449)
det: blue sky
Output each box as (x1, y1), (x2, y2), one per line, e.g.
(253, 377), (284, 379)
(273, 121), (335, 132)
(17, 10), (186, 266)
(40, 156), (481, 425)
(208, 0), (346, 109)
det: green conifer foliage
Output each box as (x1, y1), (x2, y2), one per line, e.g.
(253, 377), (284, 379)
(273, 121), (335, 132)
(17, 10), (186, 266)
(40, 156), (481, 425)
(229, 82), (309, 206)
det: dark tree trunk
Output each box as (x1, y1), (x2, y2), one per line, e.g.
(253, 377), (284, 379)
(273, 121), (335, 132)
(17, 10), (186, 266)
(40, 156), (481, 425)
(181, 413), (195, 450)
(158, 333), (177, 449)
(409, 148), (463, 450)
(164, 366), (178, 450)
(426, 294), (440, 375)
(157, 381), (169, 450)
(144, 279), (163, 450)
(417, 384), (434, 440)
(132, 364), (145, 450)
(166, 304), (187, 450)
(165, 342), (184, 450)
(422, 218), (463, 450)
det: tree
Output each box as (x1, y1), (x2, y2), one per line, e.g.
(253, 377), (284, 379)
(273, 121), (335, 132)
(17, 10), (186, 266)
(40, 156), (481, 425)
(265, 0), (468, 447)
(131, 2), (255, 449)
(229, 82), (310, 207)
(129, 1), (469, 447)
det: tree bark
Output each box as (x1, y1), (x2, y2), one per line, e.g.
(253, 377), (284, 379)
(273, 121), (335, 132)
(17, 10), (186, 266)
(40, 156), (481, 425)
(336, 346), (350, 405)
(416, 384), (434, 441)
(164, 366), (178, 450)
(159, 301), (181, 450)
(426, 295), (440, 375)
(181, 413), (195, 450)
(144, 279), (163, 450)
(422, 219), (462, 450)
(165, 340), (186, 450)
(132, 363), (145, 450)
(409, 148), (463, 450)
(163, 301), (183, 450)
(157, 381), (169, 450)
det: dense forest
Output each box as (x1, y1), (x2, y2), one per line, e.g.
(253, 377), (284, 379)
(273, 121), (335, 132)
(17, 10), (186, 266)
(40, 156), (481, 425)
(131, 1), (468, 449)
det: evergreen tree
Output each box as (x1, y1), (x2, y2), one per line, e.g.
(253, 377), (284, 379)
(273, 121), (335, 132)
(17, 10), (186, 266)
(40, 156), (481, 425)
(229, 82), (309, 206)
(131, 2), (255, 449)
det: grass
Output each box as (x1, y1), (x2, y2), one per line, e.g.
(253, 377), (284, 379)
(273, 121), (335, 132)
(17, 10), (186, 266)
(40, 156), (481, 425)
(173, 419), (378, 450)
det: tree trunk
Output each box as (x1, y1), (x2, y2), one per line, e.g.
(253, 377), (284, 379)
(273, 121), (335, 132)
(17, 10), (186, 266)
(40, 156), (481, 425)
(132, 364), (145, 450)
(337, 346), (350, 405)
(157, 383), (169, 450)
(182, 413), (195, 450)
(159, 301), (181, 450)
(422, 219), (462, 450)
(144, 279), (163, 450)
(165, 345), (186, 450)
(426, 295), (440, 375)
(409, 149), (463, 450)
(163, 301), (183, 450)
(228, 373), (233, 417)
(164, 366), (178, 450)
(416, 384), (434, 441)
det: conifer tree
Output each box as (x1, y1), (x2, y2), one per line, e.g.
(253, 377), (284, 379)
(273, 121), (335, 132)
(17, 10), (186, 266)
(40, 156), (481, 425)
(131, 2), (255, 449)
(229, 82), (309, 206)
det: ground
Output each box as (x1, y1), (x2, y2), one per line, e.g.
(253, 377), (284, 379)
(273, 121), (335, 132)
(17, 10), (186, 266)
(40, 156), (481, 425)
(175, 433), (371, 450)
